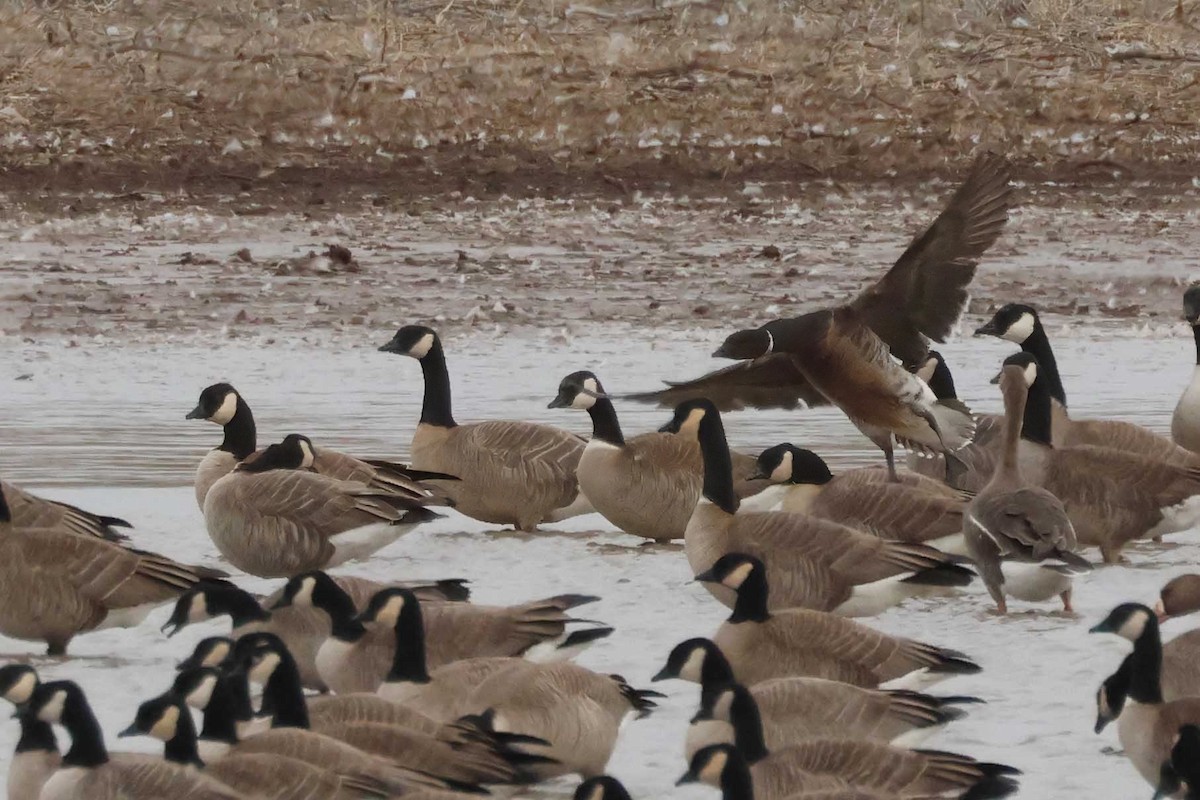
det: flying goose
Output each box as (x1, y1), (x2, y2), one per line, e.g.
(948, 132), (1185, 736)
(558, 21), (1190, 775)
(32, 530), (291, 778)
(0, 481), (224, 655)
(663, 401), (974, 616)
(237, 632), (549, 786)
(187, 384), (453, 510)
(575, 776), (635, 800)
(202, 435), (445, 577)
(161, 576), (469, 692)
(696, 554), (980, 689)
(963, 356), (1089, 614)
(686, 683), (1020, 799)
(626, 154), (1011, 478)
(0, 481), (130, 541)
(1090, 603), (1200, 791)
(977, 303), (1200, 468)
(361, 587), (612, 722)
(379, 324), (593, 530)
(999, 351), (1200, 562)
(653, 638), (978, 752)
(20, 680), (242, 800)
(740, 443), (968, 550)
(1, 665), (58, 800)
(1156, 724), (1200, 800)
(120, 692), (396, 800)
(272, 572), (606, 694)
(547, 370), (702, 541)
(1175, 286), (1200, 456)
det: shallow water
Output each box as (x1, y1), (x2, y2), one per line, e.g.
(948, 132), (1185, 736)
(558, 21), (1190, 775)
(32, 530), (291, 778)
(0, 327), (1197, 798)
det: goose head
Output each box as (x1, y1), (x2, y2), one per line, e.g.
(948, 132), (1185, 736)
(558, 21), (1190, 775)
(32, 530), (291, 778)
(119, 694), (185, 742)
(1158, 575), (1200, 622)
(653, 638), (730, 684)
(1089, 603), (1156, 643)
(354, 586), (420, 627)
(658, 398), (717, 437)
(379, 325), (439, 359)
(176, 637), (235, 672)
(574, 776), (634, 800)
(170, 667), (222, 711)
(236, 434), (312, 474)
(549, 370), (609, 411)
(976, 303), (1039, 344)
(187, 383), (241, 425)
(750, 443), (832, 485)
(0, 664), (39, 706)
(713, 328), (772, 360)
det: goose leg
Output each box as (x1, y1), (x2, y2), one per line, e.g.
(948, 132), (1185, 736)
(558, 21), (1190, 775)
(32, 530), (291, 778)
(1060, 588), (1074, 613)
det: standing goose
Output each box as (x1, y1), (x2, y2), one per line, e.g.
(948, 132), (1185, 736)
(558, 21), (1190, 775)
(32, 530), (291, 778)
(202, 435), (445, 577)
(688, 683), (1020, 799)
(963, 356), (1088, 614)
(1174, 285), (1200, 455)
(161, 576), (470, 692)
(626, 154), (1011, 480)
(272, 572), (606, 694)
(696, 554), (980, 689)
(21, 680), (242, 800)
(0, 481), (224, 655)
(663, 400), (974, 616)
(547, 370), (701, 541)
(1, 665), (58, 800)
(378, 324), (592, 530)
(1089, 603), (1200, 791)
(653, 639), (979, 752)
(739, 443), (968, 551)
(0, 481), (130, 541)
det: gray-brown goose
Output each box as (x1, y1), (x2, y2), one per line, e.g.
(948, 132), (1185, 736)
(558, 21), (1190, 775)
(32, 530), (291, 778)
(663, 401), (974, 616)
(0, 481), (224, 655)
(1, 665), (58, 800)
(696, 553), (980, 690)
(548, 370), (701, 541)
(627, 154), (1011, 480)
(963, 356), (1089, 614)
(740, 443), (968, 551)
(1173, 286), (1200, 455)
(272, 573), (607, 694)
(202, 435), (445, 577)
(0, 481), (131, 542)
(160, 576), (469, 692)
(1146, 574), (1200, 703)
(379, 325), (593, 531)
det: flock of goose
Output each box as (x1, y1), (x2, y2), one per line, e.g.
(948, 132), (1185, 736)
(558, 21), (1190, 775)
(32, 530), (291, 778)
(5, 152), (1200, 799)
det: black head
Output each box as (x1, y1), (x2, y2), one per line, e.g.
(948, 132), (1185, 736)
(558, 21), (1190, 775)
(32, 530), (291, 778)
(119, 694), (184, 741)
(1162, 725), (1200, 799)
(270, 571), (336, 610)
(170, 667), (224, 710)
(24, 680), (84, 724)
(1094, 659), (1130, 735)
(355, 587), (420, 626)
(993, 351), (1040, 387)
(236, 434), (311, 474)
(177, 637), (236, 672)
(658, 398), (718, 435)
(549, 370), (608, 410)
(713, 328), (772, 360)
(0, 664), (39, 706)
(975, 303), (1039, 342)
(1089, 603), (1157, 643)
(187, 382), (240, 423)
(1185, 285), (1200, 325)
(162, 582), (254, 637)
(677, 743), (743, 789)
(695, 553), (764, 592)
(752, 443), (831, 485)
(574, 776), (634, 800)
(653, 638), (728, 683)
(234, 632), (292, 685)
(379, 325), (439, 358)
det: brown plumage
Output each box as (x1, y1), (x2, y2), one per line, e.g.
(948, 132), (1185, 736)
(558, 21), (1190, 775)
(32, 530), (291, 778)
(0, 480), (131, 541)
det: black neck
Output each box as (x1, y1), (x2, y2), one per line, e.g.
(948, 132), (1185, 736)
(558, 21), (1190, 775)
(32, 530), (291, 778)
(315, 581), (367, 642)
(725, 688), (769, 763)
(1020, 323), (1067, 407)
(1020, 370), (1054, 447)
(210, 587), (269, 627)
(696, 411), (738, 514)
(418, 339), (457, 428)
(697, 649), (737, 708)
(719, 751), (755, 800)
(58, 691), (109, 768)
(586, 399), (625, 447)
(1127, 617), (1165, 705)
(199, 672), (250, 744)
(927, 359), (958, 401)
(15, 716), (57, 755)
(385, 598), (431, 684)
(220, 397), (257, 459)
(162, 705), (205, 767)
(728, 571), (771, 624)
(1193, 326), (1200, 366)
(260, 653), (311, 729)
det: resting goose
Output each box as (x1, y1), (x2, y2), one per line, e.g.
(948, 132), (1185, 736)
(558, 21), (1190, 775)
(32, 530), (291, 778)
(740, 443), (968, 551)
(1090, 603), (1200, 791)
(547, 370), (702, 541)
(574, 776), (635, 800)
(379, 324), (592, 530)
(696, 553), (980, 689)
(626, 154), (1011, 481)
(663, 401), (973, 616)
(1174, 286), (1200, 455)
(202, 434), (445, 577)
(0, 481), (224, 655)
(0, 480), (130, 541)
(654, 638), (978, 753)
(963, 356), (1089, 614)
(1, 665), (58, 800)
(272, 572), (606, 694)
(22, 680), (242, 800)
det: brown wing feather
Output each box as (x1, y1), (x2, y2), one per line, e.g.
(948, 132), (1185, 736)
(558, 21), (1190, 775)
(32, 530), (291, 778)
(622, 355), (829, 411)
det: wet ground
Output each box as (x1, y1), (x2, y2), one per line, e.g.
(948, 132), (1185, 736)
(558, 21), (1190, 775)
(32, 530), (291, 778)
(1, 186), (1199, 797)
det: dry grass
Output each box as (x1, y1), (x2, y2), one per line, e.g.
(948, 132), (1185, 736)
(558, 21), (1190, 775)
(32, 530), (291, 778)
(1, 0), (1199, 183)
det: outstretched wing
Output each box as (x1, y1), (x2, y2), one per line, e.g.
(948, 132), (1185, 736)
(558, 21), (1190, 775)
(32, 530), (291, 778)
(620, 355), (829, 411)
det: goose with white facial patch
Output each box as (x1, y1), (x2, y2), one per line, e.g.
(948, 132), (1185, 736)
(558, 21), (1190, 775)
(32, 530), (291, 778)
(1090, 603), (1200, 794)
(696, 553), (980, 690)
(0, 665), (59, 800)
(574, 776), (635, 800)
(740, 443), (968, 552)
(1174, 286), (1200, 456)
(548, 370), (703, 541)
(663, 401), (974, 616)
(963, 355), (1089, 614)
(379, 325), (592, 531)
(626, 154), (1011, 483)
(202, 434), (446, 577)
(0, 481), (225, 656)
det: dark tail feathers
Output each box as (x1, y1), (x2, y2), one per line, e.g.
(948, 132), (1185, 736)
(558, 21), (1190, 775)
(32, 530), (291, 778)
(610, 675), (665, 718)
(961, 775), (1021, 800)
(902, 562), (976, 587)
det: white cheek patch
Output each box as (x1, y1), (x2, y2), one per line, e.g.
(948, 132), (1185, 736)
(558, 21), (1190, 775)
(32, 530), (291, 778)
(584, 786), (604, 800)
(37, 690), (68, 723)
(722, 561), (755, 590)
(916, 357), (938, 383)
(1117, 611), (1149, 642)
(188, 593), (209, 623)
(1023, 362), (1038, 387)
(677, 408), (706, 438)
(248, 652), (282, 685)
(373, 595), (406, 625)
(408, 333), (435, 358)
(4, 672), (36, 704)
(292, 577), (316, 607)
(712, 691), (736, 721)
(210, 392), (239, 425)
(298, 440), (316, 468)
(201, 642), (231, 668)
(770, 451), (793, 484)
(679, 648), (706, 683)
(187, 675), (218, 709)
(149, 705), (181, 741)
(571, 392), (597, 410)
(763, 331), (774, 355)
(698, 750), (729, 785)
(1001, 312), (1036, 343)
